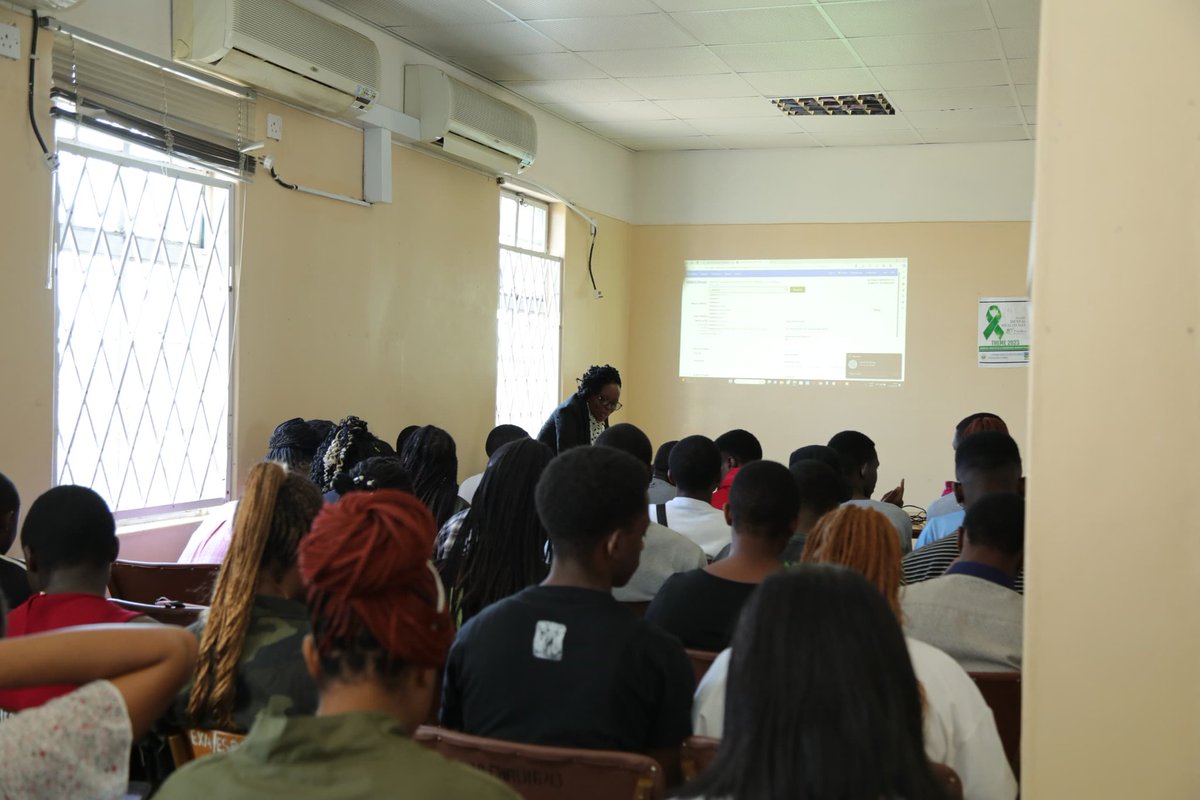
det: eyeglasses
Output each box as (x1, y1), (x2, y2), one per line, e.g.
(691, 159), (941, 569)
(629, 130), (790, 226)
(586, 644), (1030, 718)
(595, 397), (623, 412)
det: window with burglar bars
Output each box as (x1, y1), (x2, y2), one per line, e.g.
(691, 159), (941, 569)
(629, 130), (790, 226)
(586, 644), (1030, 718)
(496, 192), (562, 437)
(53, 120), (234, 517)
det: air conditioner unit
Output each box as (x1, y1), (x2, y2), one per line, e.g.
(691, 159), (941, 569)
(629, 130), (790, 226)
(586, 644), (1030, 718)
(172, 0), (380, 116)
(7, 0), (85, 9)
(404, 65), (537, 174)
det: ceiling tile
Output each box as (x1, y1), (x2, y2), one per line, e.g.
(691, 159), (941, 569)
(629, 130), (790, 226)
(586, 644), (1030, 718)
(793, 113), (914, 132)
(461, 52), (608, 81)
(582, 118), (704, 137)
(903, 107), (1025, 127)
(888, 85), (1016, 111)
(1007, 57), (1037, 83)
(711, 39), (860, 72)
(823, 0), (991, 37)
(670, 6), (837, 46)
(324, 0), (511, 27)
(656, 96), (781, 119)
(502, 78), (643, 103)
(530, 14), (697, 51)
(989, 0), (1040, 29)
(708, 132), (820, 149)
(742, 67), (878, 96)
(811, 128), (923, 146)
(918, 126), (1030, 143)
(873, 60), (1010, 90)
(495, 0), (659, 19)
(541, 99), (675, 122)
(578, 46), (730, 77)
(391, 21), (564, 57)
(849, 29), (1001, 65)
(1021, 105), (1036, 123)
(686, 116), (802, 135)
(617, 136), (724, 150)
(619, 74), (759, 100)
(999, 27), (1038, 59)
(1015, 83), (1036, 104)
(653, 0), (814, 10)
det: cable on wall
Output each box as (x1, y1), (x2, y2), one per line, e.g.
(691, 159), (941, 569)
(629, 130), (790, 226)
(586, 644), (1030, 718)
(262, 156), (372, 208)
(498, 176), (603, 299)
(26, 11), (57, 171)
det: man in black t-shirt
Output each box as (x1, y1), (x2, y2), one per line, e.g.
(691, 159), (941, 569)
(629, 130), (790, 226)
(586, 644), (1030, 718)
(0, 472), (31, 610)
(440, 446), (694, 783)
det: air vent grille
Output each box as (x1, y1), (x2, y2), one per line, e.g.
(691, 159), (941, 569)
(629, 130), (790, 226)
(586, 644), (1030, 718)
(772, 93), (895, 116)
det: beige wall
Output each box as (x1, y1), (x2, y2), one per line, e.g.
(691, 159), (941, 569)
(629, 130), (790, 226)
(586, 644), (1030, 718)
(1022, 1), (1200, 796)
(626, 222), (1031, 505)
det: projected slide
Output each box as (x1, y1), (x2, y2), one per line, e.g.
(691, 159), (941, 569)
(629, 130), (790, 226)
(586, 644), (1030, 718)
(679, 258), (908, 383)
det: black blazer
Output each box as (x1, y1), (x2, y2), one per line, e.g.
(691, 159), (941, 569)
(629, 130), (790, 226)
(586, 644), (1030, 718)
(537, 393), (604, 454)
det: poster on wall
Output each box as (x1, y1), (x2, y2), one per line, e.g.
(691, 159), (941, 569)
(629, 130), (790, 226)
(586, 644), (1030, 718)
(978, 297), (1030, 368)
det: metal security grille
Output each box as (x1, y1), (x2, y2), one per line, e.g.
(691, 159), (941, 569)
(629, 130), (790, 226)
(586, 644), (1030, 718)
(53, 125), (234, 516)
(496, 193), (561, 437)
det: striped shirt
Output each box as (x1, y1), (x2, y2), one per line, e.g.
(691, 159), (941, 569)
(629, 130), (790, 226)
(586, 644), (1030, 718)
(902, 537), (1025, 594)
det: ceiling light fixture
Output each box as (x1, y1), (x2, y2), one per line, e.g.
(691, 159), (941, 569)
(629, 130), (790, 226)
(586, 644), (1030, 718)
(772, 94), (895, 116)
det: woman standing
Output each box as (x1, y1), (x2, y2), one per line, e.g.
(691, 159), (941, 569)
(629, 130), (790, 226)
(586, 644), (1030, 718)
(537, 364), (622, 454)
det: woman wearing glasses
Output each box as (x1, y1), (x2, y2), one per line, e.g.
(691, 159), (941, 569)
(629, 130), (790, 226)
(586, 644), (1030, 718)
(537, 364), (622, 454)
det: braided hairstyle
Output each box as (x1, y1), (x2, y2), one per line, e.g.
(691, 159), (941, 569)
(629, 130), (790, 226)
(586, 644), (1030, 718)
(397, 425), (460, 529)
(311, 416), (394, 492)
(266, 418), (324, 473)
(801, 504), (903, 619)
(575, 364), (621, 398)
(300, 490), (454, 687)
(332, 456), (413, 496)
(187, 462), (322, 729)
(439, 438), (554, 623)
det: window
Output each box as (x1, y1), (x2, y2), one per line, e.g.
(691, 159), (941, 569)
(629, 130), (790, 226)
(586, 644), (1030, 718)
(52, 121), (235, 517)
(496, 192), (562, 437)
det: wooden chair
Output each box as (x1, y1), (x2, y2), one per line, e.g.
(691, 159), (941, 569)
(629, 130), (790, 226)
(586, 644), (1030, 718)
(413, 725), (664, 800)
(969, 671), (1021, 778)
(685, 648), (719, 684)
(168, 728), (246, 768)
(679, 736), (719, 781)
(109, 597), (206, 626)
(109, 560), (219, 606)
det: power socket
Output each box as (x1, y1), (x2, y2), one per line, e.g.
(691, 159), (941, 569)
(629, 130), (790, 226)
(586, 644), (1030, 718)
(0, 23), (20, 61)
(266, 113), (283, 141)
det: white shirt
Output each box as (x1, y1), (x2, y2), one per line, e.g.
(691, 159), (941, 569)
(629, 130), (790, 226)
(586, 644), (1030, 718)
(458, 472), (484, 505)
(692, 641), (1017, 800)
(844, 499), (914, 554)
(650, 497), (731, 558)
(613, 523), (708, 602)
(926, 492), (963, 520)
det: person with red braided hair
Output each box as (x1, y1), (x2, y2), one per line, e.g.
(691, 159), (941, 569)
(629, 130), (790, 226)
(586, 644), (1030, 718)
(156, 489), (519, 800)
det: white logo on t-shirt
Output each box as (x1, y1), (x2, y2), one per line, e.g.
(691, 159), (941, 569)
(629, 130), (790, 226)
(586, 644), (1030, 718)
(532, 620), (566, 661)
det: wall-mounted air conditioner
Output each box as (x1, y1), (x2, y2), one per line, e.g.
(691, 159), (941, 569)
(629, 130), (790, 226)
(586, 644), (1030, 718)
(172, 0), (380, 116)
(404, 65), (537, 175)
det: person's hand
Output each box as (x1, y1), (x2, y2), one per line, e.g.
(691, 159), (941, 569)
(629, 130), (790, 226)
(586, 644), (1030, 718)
(881, 479), (905, 507)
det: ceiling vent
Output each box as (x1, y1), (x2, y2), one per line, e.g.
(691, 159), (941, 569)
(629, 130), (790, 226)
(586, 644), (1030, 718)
(772, 94), (895, 117)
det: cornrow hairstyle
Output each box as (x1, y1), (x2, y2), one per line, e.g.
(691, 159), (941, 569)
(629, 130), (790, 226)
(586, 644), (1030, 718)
(801, 504), (903, 619)
(575, 364), (622, 398)
(300, 489), (454, 688)
(187, 462), (322, 729)
(266, 418), (323, 471)
(440, 439), (555, 624)
(310, 416), (394, 492)
(955, 412), (1005, 434)
(332, 456), (413, 497)
(398, 425), (461, 529)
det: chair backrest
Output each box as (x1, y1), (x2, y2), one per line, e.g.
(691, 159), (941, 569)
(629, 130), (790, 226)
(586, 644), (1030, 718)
(108, 560), (219, 606)
(685, 648), (718, 684)
(620, 601), (650, 618)
(109, 597), (206, 626)
(169, 728), (247, 768)
(969, 671), (1021, 778)
(413, 726), (664, 800)
(679, 736), (719, 781)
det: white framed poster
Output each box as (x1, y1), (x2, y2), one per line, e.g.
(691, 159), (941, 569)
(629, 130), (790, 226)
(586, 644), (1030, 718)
(978, 297), (1030, 368)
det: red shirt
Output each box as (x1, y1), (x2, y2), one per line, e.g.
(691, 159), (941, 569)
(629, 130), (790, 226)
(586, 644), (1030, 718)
(0, 593), (141, 711)
(710, 466), (740, 511)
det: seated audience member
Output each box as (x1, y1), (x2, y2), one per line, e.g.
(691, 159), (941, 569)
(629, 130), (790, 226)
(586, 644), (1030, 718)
(925, 413), (1009, 522)
(788, 443), (844, 471)
(180, 462), (323, 732)
(311, 415), (395, 497)
(441, 446), (694, 778)
(332, 456), (413, 497)
(395, 424), (420, 454)
(437, 439), (555, 624)
(917, 415), (1012, 548)
(398, 425), (467, 529)
(458, 424), (528, 505)
(157, 491), (518, 800)
(646, 461), (797, 650)
(679, 566), (954, 800)
(828, 430), (913, 553)
(0, 624), (197, 800)
(778, 459), (850, 564)
(710, 429), (762, 511)
(647, 440), (678, 504)
(0, 486), (146, 711)
(903, 494), (1025, 672)
(652, 435), (731, 558)
(0, 472), (31, 609)
(694, 505), (1016, 800)
(596, 425), (706, 604)
(903, 431), (1025, 591)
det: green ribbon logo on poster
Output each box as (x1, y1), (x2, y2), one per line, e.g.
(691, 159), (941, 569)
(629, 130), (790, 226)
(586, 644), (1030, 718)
(983, 305), (1005, 340)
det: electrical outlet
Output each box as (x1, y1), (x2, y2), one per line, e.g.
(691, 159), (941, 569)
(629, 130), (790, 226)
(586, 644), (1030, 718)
(0, 23), (21, 61)
(266, 113), (283, 141)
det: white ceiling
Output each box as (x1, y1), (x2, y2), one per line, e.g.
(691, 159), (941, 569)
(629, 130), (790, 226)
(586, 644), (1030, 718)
(321, 0), (1039, 151)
